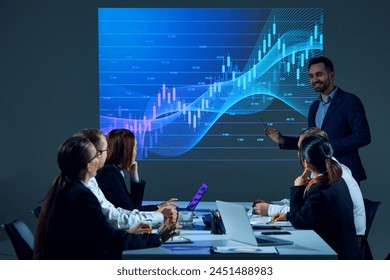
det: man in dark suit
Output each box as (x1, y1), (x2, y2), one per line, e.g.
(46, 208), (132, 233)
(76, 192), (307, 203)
(264, 56), (371, 184)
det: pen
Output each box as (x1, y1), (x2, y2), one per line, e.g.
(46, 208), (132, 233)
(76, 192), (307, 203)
(170, 230), (180, 241)
(258, 116), (269, 130)
(209, 208), (217, 219)
(216, 210), (221, 219)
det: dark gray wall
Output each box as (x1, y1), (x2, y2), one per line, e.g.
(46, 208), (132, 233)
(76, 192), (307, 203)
(1, 0), (389, 259)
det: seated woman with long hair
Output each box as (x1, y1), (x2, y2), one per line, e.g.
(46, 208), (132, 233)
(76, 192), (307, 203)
(76, 128), (175, 229)
(272, 135), (362, 260)
(96, 129), (176, 214)
(34, 136), (175, 260)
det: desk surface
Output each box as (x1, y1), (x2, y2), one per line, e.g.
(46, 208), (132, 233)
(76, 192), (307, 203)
(123, 201), (337, 260)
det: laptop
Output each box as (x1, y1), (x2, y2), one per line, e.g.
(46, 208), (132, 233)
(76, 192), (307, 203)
(178, 183), (209, 211)
(216, 200), (293, 246)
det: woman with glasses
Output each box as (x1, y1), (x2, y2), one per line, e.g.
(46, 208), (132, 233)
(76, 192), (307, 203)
(95, 129), (177, 218)
(34, 136), (176, 259)
(271, 135), (362, 259)
(76, 128), (175, 230)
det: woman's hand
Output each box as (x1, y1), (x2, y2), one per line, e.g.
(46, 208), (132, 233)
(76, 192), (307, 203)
(294, 168), (310, 186)
(127, 161), (139, 181)
(158, 207), (178, 224)
(126, 223), (153, 234)
(271, 212), (287, 222)
(158, 198), (178, 210)
(158, 220), (177, 242)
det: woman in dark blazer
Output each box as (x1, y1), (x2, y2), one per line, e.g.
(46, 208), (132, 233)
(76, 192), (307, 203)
(96, 128), (176, 212)
(34, 136), (175, 260)
(272, 135), (362, 260)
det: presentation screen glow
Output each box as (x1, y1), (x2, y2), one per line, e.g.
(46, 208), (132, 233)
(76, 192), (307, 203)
(98, 8), (323, 161)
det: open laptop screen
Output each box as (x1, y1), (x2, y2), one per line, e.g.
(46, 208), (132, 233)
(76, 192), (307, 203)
(216, 200), (293, 246)
(182, 183), (209, 211)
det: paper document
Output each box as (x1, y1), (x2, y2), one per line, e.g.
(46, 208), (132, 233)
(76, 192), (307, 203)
(269, 221), (292, 227)
(250, 216), (292, 227)
(250, 215), (272, 225)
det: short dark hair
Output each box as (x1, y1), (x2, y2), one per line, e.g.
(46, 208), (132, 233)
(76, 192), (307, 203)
(75, 128), (105, 150)
(308, 56), (334, 73)
(300, 127), (329, 141)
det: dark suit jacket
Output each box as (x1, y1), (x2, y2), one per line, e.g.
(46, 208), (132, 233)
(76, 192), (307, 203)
(282, 88), (371, 182)
(96, 163), (158, 211)
(287, 178), (362, 260)
(38, 179), (161, 260)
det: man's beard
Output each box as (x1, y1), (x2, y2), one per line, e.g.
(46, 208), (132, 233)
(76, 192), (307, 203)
(313, 81), (330, 93)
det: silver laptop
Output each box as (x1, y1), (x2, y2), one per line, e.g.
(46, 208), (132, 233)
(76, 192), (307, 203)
(216, 200), (293, 246)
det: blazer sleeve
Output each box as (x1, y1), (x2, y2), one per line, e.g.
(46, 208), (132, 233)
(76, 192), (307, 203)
(73, 185), (161, 259)
(130, 180), (159, 211)
(97, 167), (138, 211)
(287, 185), (323, 229)
(129, 179), (146, 207)
(279, 136), (299, 150)
(329, 94), (371, 154)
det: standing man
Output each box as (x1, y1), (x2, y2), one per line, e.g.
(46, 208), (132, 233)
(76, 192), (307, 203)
(265, 56), (371, 184)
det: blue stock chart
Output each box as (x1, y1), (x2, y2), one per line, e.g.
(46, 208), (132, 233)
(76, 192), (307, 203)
(98, 8), (323, 161)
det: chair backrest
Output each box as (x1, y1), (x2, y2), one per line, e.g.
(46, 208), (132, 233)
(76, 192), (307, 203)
(361, 198), (381, 259)
(1, 220), (34, 260)
(363, 198), (381, 239)
(30, 205), (41, 218)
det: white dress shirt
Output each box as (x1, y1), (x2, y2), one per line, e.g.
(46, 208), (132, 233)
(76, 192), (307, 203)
(86, 177), (163, 229)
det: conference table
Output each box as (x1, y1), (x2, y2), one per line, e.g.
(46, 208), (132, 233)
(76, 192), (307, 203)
(123, 201), (337, 260)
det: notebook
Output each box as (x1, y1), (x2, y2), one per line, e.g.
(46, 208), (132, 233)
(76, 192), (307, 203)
(216, 200), (294, 247)
(178, 183), (209, 211)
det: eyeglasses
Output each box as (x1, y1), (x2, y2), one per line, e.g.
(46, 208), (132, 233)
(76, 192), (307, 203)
(97, 147), (109, 156)
(88, 152), (100, 162)
(88, 148), (109, 162)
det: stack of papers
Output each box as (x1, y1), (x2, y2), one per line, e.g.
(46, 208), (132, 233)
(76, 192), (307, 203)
(211, 246), (278, 254)
(250, 215), (272, 224)
(268, 221), (292, 227)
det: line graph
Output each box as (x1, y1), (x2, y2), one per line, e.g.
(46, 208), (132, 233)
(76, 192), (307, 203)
(98, 8), (323, 161)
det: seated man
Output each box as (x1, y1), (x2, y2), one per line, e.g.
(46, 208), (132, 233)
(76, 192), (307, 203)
(252, 127), (366, 237)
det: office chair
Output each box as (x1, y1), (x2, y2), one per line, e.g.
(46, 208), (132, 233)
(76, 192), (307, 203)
(30, 205), (41, 218)
(361, 198), (381, 260)
(31, 200), (43, 218)
(1, 220), (34, 260)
